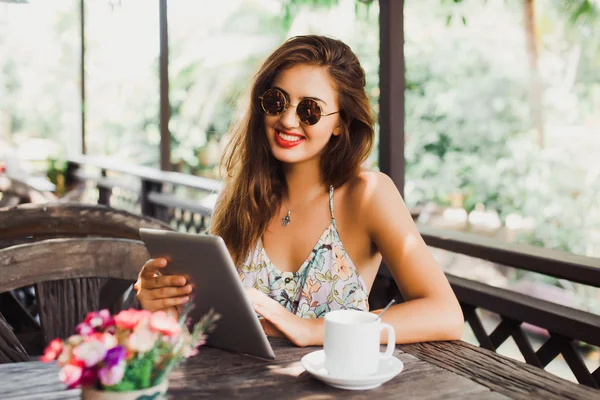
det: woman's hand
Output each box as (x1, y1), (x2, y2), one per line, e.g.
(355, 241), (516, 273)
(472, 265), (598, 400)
(135, 258), (192, 315)
(245, 288), (318, 347)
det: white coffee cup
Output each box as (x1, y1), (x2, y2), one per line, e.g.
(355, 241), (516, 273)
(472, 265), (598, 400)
(323, 309), (396, 377)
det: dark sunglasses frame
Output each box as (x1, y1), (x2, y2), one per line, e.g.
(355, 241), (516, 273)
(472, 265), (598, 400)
(258, 88), (339, 126)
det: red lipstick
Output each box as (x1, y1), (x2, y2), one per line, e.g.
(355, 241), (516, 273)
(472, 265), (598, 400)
(274, 130), (305, 149)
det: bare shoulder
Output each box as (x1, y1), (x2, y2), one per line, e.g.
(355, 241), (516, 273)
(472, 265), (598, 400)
(344, 170), (401, 211)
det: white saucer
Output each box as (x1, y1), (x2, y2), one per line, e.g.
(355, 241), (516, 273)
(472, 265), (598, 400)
(300, 350), (404, 391)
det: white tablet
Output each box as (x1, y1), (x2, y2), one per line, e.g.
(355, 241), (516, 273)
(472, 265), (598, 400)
(139, 228), (275, 360)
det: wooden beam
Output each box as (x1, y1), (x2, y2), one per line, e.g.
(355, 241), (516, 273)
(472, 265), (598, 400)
(80, 0), (86, 154)
(378, 0), (405, 197)
(420, 225), (600, 288)
(159, 0), (170, 171)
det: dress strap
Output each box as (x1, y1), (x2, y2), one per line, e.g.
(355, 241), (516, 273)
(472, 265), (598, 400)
(329, 185), (337, 229)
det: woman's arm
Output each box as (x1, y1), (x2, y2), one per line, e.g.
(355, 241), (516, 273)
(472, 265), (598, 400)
(248, 172), (463, 347)
(358, 171), (464, 343)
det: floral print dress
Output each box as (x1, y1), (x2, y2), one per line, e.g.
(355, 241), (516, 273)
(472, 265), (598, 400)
(237, 186), (369, 318)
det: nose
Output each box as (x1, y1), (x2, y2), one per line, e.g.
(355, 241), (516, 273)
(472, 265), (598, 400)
(279, 104), (300, 129)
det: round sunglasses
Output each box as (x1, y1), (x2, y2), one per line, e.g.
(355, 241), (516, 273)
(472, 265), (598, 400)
(258, 88), (339, 126)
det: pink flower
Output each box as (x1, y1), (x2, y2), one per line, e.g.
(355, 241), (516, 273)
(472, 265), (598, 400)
(115, 309), (152, 330)
(86, 332), (117, 350)
(182, 346), (199, 358)
(84, 309), (114, 330)
(80, 367), (99, 387)
(98, 362), (125, 386)
(57, 344), (73, 366)
(59, 359), (84, 388)
(75, 323), (94, 336)
(72, 340), (107, 367)
(41, 339), (63, 362)
(127, 326), (158, 353)
(150, 311), (181, 337)
(67, 335), (84, 347)
(99, 309), (116, 328)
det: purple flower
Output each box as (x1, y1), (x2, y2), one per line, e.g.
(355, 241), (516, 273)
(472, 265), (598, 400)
(98, 362), (125, 386)
(103, 346), (126, 368)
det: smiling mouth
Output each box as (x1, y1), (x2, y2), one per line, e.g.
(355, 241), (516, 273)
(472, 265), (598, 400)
(275, 130), (305, 148)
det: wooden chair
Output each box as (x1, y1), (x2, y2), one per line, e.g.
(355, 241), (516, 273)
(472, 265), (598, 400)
(0, 202), (171, 249)
(0, 175), (57, 205)
(0, 203), (172, 360)
(0, 312), (28, 363)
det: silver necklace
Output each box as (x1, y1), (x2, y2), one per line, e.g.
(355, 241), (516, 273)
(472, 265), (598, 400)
(280, 189), (323, 227)
(281, 198), (293, 227)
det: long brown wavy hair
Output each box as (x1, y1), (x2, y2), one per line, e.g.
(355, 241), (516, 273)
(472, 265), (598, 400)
(210, 35), (374, 264)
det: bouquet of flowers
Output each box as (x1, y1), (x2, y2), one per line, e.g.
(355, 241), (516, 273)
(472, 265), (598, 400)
(41, 304), (219, 392)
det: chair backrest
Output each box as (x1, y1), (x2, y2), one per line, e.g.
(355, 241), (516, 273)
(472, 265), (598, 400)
(0, 202), (171, 247)
(0, 313), (29, 363)
(0, 175), (57, 205)
(0, 203), (173, 360)
(0, 238), (150, 355)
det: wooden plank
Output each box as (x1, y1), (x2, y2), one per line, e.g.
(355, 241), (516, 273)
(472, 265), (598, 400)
(0, 238), (147, 293)
(419, 225), (600, 287)
(68, 155), (222, 193)
(0, 313), (29, 363)
(399, 340), (600, 400)
(37, 278), (103, 344)
(0, 360), (80, 399)
(0, 339), (505, 399)
(448, 274), (600, 347)
(0, 176), (56, 204)
(148, 191), (213, 217)
(0, 203), (170, 241)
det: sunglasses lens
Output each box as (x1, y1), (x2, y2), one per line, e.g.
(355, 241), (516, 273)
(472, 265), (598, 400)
(261, 89), (286, 115)
(297, 99), (321, 125)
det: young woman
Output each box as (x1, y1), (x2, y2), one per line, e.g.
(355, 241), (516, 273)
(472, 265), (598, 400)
(136, 35), (463, 347)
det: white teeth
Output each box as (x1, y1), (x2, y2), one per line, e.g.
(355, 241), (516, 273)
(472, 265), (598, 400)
(278, 131), (303, 142)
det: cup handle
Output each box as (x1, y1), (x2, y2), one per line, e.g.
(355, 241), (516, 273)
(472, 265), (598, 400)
(380, 322), (396, 359)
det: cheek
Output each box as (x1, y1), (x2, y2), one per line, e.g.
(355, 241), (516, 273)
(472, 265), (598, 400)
(307, 121), (337, 141)
(264, 116), (279, 130)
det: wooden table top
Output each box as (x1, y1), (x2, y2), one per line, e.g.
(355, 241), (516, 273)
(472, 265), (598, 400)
(1, 338), (598, 399)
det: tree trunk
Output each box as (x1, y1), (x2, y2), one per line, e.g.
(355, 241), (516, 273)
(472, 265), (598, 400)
(523, 0), (545, 148)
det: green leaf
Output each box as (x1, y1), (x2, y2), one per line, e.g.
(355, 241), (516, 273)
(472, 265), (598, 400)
(105, 380), (137, 392)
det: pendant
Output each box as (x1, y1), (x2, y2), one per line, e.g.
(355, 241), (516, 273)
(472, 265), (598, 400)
(282, 211), (291, 227)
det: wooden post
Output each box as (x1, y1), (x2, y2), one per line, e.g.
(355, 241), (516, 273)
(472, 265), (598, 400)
(379, 0), (405, 197)
(159, 0), (171, 171)
(98, 169), (111, 206)
(80, 0), (86, 154)
(140, 179), (162, 218)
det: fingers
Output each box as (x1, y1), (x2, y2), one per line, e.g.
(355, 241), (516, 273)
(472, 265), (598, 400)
(140, 258), (168, 279)
(142, 296), (191, 312)
(154, 284), (193, 298)
(142, 275), (187, 290)
(260, 318), (284, 338)
(137, 258), (193, 312)
(137, 284), (192, 302)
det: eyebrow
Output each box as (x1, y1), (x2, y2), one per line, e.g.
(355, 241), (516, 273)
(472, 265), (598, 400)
(272, 86), (328, 106)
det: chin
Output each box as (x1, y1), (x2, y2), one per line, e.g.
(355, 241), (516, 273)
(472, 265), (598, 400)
(270, 148), (307, 164)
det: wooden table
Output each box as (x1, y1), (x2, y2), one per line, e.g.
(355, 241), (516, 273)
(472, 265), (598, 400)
(0, 338), (598, 399)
